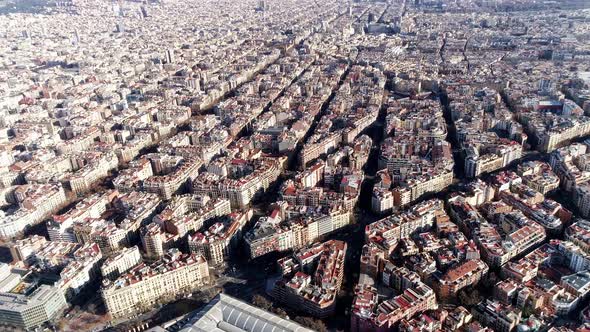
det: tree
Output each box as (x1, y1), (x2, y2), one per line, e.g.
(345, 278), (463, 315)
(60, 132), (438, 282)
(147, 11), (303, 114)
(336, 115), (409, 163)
(251, 294), (273, 312)
(458, 288), (482, 306)
(271, 307), (288, 318)
(521, 305), (535, 318)
(56, 319), (67, 331)
(294, 316), (328, 332)
(481, 271), (499, 289)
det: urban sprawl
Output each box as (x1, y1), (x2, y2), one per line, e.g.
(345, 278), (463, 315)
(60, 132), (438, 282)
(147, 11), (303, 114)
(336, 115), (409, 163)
(1, 0), (590, 331)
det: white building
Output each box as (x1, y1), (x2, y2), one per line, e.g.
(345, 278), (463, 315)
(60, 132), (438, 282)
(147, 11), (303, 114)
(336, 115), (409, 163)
(100, 246), (142, 280)
(101, 250), (209, 319)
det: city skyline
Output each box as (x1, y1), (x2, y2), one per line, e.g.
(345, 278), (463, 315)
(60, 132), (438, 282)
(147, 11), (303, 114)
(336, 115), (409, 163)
(1, 0), (590, 331)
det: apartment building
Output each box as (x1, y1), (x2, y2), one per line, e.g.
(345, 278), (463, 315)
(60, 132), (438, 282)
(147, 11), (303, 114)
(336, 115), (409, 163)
(187, 209), (252, 265)
(0, 184), (68, 238)
(7, 235), (47, 265)
(272, 240), (346, 318)
(57, 242), (103, 301)
(144, 156), (201, 199)
(48, 191), (117, 242)
(100, 246), (142, 281)
(434, 259), (489, 299)
(101, 249), (209, 318)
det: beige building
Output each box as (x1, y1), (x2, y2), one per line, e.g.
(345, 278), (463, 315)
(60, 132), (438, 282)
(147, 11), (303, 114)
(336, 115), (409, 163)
(101, 249), (209, 319)
(100, 246), (142, 280)
(144, 157), (201, 199)
(0, 184), (68, 238)
(7, 235), (47, 265)
(393, 170), (453, 208)
(435, 259), (489, 299)
(188, 210), (252, 266)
